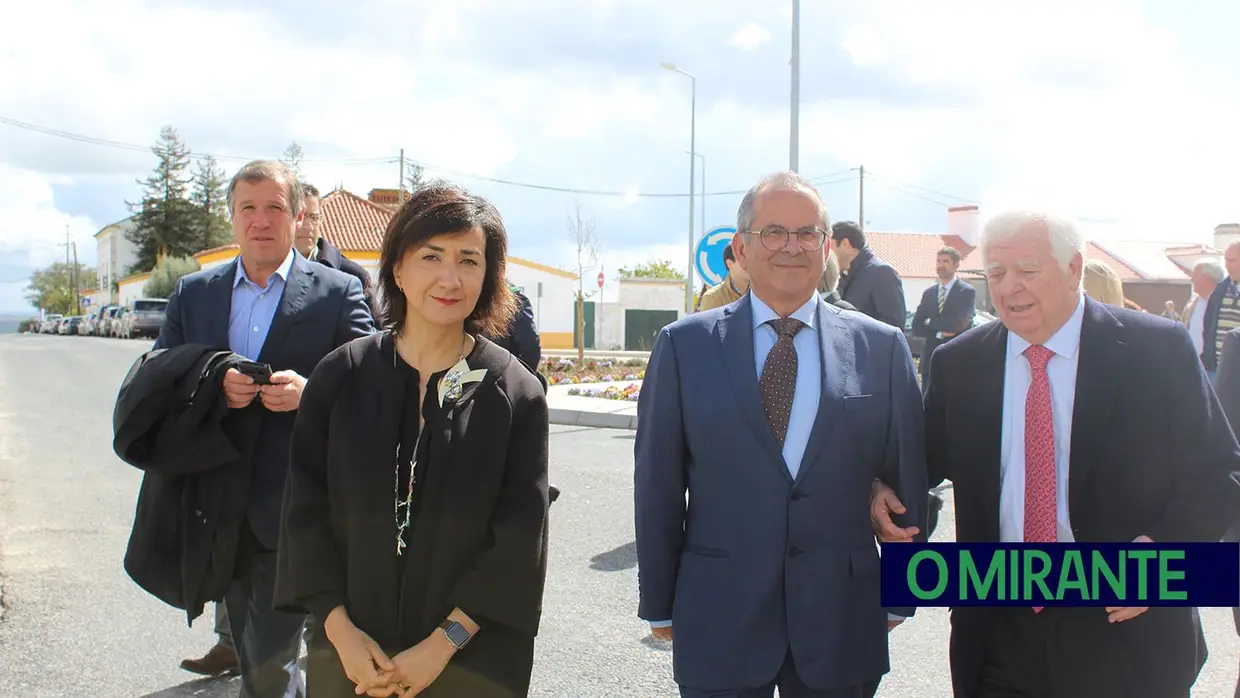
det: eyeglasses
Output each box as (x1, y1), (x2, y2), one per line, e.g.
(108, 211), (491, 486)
(745, 225), (828, 252)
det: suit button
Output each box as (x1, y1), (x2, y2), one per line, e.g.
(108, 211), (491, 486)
(788, 546), (803, 558)
(790, 492), (802, 501)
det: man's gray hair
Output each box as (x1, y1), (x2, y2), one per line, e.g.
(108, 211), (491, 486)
(226, 159), (304, 216)
(1195, 257), (1225, 283)
(737, 171), (830, 235)
(979, 210), (1086, 274)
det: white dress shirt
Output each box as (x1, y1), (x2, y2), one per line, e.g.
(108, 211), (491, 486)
(998, 294), (1085, 543)
(750, 292), (821, 479)
(1187, 295), (1207, 359)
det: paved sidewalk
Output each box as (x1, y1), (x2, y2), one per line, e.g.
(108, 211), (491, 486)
(547, 380), (640, 430)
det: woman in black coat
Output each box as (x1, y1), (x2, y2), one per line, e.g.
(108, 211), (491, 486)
(274, 182), (550, 697)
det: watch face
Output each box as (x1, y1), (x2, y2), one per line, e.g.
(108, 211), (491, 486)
(444, 622), (471, 648)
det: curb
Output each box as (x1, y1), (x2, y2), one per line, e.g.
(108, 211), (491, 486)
(549, 408), (638, 431)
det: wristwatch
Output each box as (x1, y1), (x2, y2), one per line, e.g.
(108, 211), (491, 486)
(439, 619), (473, 649)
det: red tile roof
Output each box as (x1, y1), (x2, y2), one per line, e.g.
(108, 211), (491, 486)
(865, 232), (962, 279)
(955, 238), (1141, 280)
(321, 189), (391, 252)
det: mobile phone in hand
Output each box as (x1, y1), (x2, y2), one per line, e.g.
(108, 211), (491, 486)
(236, 360), (273, 385)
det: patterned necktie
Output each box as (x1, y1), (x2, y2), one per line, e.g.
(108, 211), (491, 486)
(760, 317), (803, 445)
(937, 284), (947, 313)
(1023, 344), (1057, 612)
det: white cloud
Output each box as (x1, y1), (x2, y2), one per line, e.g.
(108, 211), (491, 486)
(3, 0), (1240, 314)
(729, 23), (772, 51)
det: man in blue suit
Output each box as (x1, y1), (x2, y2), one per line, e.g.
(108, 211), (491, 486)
(634, 171), (928, 698)
(157, 159), (375, 697)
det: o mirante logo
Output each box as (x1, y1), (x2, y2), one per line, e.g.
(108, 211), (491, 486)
(880, 543), (1239, 608)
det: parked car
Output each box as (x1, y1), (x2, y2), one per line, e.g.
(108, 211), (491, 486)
(122, 298), (168, 339)
(110, 307), (130, 337)
(61, 316), (84, 335)
(39, 314), (63, 333)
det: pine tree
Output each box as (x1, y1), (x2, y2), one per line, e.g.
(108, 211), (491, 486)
(125, 126), (200, 273)
(281, 142), (304, 177)
(189, 155), (233, 251)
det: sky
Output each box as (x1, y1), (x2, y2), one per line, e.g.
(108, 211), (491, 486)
(2, 0), (1240, 314)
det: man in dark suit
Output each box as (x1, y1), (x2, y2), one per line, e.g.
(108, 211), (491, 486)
(487, 281), (541, 371)
(294, 183), (377, 318)
(635, 172), (928, 698)
(831, 220), (906, 329)
(1211, 327), (1240, 698)
(873, 210), (1240, 697)
(160, 160), (375, 697)
(911, 246), (976, 387)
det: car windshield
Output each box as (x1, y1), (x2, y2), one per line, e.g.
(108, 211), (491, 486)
(133, 300), (167, 312)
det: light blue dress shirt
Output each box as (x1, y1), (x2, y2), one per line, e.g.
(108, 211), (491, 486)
(228, 250), (294, 360)
(750, 292), (821, 479)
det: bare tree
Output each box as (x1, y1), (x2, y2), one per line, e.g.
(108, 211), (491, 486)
(281, 141), (304, 176)
(566, 199), (600, 363)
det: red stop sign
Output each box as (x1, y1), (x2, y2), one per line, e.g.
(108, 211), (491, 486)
(597, 272), (605, 288)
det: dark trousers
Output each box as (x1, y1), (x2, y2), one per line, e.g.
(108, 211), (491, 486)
(976, 607), (1184, 698)
(226, 545), (307, 698)
(678, 649), (879, 698)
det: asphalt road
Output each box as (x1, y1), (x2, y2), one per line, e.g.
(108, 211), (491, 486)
(0, 333), (1238, 697)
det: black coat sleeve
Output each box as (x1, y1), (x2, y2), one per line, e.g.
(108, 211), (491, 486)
(1148, 324), (1240, 543)
(1217, 330), (1240, 434)
(509, 294), (541, 370)
(153, 278), (187, 350)
(871, 265), (908, 330)
(447, 382), (550, 635)
(273, 348), (351, 622)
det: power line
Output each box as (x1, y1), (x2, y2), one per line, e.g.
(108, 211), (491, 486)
(0, 113), (863, 199)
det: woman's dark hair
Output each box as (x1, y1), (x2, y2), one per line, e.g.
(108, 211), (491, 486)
(378, 180), (517, 337)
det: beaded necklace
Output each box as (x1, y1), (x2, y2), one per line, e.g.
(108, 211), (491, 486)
(392, 331), (467, 556)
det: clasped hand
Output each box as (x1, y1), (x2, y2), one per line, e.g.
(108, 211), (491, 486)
(221, 368), (305, 411)
(334, 625), (455, 697)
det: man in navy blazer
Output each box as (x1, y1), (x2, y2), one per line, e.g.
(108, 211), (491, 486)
(911, 246), (976, 388)
(157, 160), (374, 697)
(634, 172), (928, 698)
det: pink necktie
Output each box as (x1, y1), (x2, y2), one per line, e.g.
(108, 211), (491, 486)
(1024, 344), (1057, 613)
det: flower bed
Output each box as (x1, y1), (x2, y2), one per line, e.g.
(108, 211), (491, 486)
(567, 382), (641, 402)
(542, 357), (646, 385)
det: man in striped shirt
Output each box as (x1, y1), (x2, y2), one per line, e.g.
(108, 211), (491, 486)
(1200, 240), (1240, 383)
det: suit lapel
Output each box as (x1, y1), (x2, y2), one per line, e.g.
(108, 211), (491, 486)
(258, 255), (312, 364)
(971, 321), (1008, 542)
(716, 295), (790, 481)
(1068, 299), (1123, 513)
(796, 300), (848, 485)
(206, 261), (237, 349)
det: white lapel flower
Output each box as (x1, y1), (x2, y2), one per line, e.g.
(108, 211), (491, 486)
(438, 358), (488, 407)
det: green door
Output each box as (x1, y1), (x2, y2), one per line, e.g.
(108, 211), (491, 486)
(573, 300), (595, 350)
(624, 309), (678, 351)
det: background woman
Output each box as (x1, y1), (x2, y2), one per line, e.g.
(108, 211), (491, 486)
(275, 182), (551, 697)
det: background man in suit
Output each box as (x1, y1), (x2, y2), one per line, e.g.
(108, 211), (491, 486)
(873, 210), (1240, 697)
(831, 220), (906, 329)
(160, 159), (374, 698)
(911, 247), (976, 388)
(635, 171), (927, 698)
(294, 183), (377, 316)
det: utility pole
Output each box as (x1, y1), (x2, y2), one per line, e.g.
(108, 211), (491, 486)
(59, 225), (72, 315)
(790, 0), (801, 172)
(399, 148), (406, 200)
(858, 165), (865, 233)
(71, 240), (80, 316)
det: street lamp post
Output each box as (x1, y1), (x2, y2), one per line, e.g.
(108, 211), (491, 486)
(790, 0), (801, 172)
(685, 150), (705, 238)
(662, 61), (696, 314)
